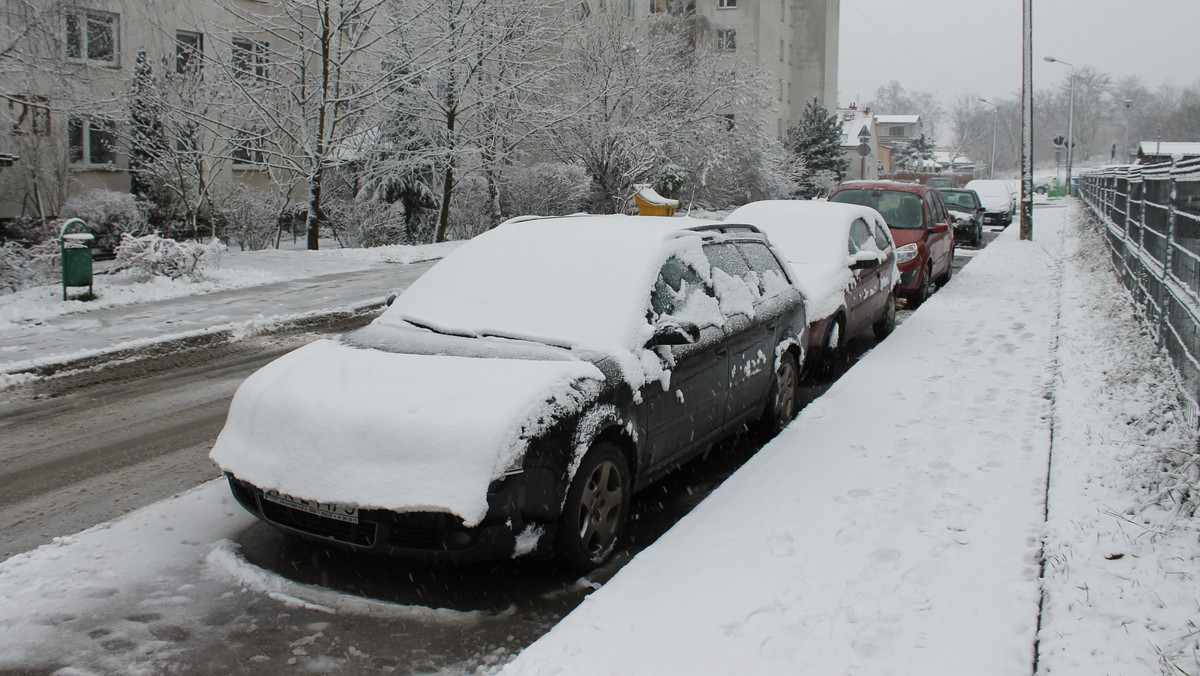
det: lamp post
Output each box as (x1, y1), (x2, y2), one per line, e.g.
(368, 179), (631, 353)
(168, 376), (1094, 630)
(1123, 98), (1134, 164)
(979, 97), (998, 179)
(1044, 55), (1075, 194)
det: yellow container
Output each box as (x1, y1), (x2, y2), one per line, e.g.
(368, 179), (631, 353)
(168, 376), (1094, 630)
(633, 185), (679, 217)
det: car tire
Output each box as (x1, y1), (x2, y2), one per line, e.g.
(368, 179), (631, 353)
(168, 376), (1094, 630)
(816, 315), (843, 373)
(556, 442), (630, 572)
(909, 263), (934, 308)
(873, 290), (896, 339)
(761, 351), (800, 433)
(973, 225), (983, 247)
(939, 249), (954, 285)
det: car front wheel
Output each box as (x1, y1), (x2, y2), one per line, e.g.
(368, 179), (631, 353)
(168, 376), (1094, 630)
(909, 263), (934, 308)
(557, 442), (630, 572)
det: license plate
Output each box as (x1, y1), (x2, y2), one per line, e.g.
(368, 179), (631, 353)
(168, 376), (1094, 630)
(263, 490), (359, 524)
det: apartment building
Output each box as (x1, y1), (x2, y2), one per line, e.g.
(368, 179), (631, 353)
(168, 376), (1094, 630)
(0, 0), (840, 223)
(683, 0), (838, 139)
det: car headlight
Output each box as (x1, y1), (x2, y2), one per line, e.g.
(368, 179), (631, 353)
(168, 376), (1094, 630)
(895, 243), (919, 264)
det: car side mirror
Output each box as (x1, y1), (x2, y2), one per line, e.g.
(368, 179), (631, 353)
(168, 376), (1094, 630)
(646, 320), (701, 347)
(849, 251), (881, 270)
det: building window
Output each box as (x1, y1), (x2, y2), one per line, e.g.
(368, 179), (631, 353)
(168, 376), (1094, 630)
(231, 127), (267, 166)
(176, 30), (203, 76)
(68, 117), (118, 166)
(890, 126), (905, 137)
(65, 10), (119, 66)
(716, 28), (736, 52)
(10, 95), (50, 136)
(621, 0), (634, 18)
(232, 37), (269, 81)
(718, 0), (737, 7)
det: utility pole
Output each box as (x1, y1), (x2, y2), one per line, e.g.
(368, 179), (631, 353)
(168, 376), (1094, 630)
(1020, 0), (1033, 240)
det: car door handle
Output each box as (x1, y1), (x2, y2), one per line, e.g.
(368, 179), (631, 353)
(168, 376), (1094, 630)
(716, 348), (728, 357)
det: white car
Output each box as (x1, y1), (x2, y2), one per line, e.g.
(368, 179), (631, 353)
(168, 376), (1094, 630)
(965, 179), (1015, 226)
(726, 200), (898, 370)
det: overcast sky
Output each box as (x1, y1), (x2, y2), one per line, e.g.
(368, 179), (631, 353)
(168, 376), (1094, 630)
(836, 0), (1200, 107)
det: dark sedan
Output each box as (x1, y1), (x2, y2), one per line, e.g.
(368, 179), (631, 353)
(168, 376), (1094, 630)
(939, 188), (985, 247)
(211, 215), (808, 571)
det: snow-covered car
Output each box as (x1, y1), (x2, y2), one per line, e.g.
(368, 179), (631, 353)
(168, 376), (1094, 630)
(725, 200), (897, 371)
(965, 179), (1015, 225)
(939, 188), (985, 247)
(211, 215), (807, 571)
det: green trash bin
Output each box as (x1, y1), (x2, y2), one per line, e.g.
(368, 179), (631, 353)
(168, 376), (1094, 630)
(60, 218), (95, 300)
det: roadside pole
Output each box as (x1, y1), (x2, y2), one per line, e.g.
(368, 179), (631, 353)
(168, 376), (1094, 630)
(1020, 0), (1034, 240)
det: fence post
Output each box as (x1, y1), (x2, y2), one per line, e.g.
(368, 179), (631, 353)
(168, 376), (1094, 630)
(1159, 161), (1178, 348)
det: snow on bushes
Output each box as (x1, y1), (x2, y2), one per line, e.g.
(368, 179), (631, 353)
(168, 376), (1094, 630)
(112, 233), (226, 279)
(210, 183), (288, 251)
(0, 240), (58, 294)
(61, 189), (150, 252)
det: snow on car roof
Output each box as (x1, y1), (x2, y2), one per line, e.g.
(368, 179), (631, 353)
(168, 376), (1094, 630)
(726, 200), (882, 265)
(378, 215), (725, 353)
(724, 200), (887, 323)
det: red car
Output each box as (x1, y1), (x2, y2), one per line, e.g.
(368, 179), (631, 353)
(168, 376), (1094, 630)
(828, 181), (955, 306)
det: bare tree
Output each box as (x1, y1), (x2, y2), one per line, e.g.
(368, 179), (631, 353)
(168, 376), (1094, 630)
(199, 0), (418, 249)
(534, 10), (779, 213)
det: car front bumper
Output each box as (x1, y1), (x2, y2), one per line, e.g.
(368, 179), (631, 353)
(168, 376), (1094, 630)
(226, 471), (559, 562)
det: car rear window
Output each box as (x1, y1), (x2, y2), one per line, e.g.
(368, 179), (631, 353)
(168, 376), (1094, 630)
(831, 189), (926, 230)
(941, 191), (978, 209)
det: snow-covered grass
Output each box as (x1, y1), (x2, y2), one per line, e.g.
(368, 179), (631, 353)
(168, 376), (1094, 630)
(0, 240), (459, 330)
(1038, 204), (1200, 674)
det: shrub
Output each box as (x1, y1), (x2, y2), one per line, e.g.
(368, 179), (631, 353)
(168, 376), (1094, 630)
(111, 233), (225, 279)
(501, 163), (591, 219)
(325, 198), (408, 248)
(209, 183), (287, 251)
(0, 240), (58, 294)
(61, 189), (150, 252)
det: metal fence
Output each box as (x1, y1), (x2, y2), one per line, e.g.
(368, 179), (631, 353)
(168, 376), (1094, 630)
(1078, 158), (1200, 426)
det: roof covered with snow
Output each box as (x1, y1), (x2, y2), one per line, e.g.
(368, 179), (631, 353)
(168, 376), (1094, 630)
(1139, 142), (1200, 159)
(875, 114), (921, 125)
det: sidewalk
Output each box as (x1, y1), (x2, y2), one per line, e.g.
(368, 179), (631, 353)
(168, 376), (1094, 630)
(500, 204), (1200, 675)
(0, 260), (435, 382)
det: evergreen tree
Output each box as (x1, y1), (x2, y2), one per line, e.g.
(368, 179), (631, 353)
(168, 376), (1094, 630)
(127, 50), (166, 202)
(785, 98), (848, 198)
(892, 133), (936, 171)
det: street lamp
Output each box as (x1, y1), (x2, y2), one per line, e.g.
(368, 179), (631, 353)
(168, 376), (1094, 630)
(979, 97), (998, 179)
(1123, 99), (1134, 164)
(1044, 55), (1075, 194)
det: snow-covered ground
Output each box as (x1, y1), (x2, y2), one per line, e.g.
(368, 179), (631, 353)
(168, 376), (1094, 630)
(0, 239), (458, 330)
(0, 204), (1196, 674)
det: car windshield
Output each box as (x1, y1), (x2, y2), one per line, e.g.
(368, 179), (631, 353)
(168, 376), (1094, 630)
(830, 189), (925, 230)
(941, 191), (978, 209)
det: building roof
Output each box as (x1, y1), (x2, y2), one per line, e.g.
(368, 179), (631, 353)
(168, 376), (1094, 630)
(875, 114), (921, 125)
(1138, 142), (1200, 159)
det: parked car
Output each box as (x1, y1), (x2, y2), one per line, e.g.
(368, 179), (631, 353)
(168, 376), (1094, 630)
(938, 188), (985, 247)
(725, 200), (897, 371)
(828, 181), (956, 307)
(210, 215), (808, 571)
(925, 176), (958, 189)
(965, 179), (1015, 226)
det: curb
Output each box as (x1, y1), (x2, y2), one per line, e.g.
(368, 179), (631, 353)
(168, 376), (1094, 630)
(1, 300), (386, 395)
